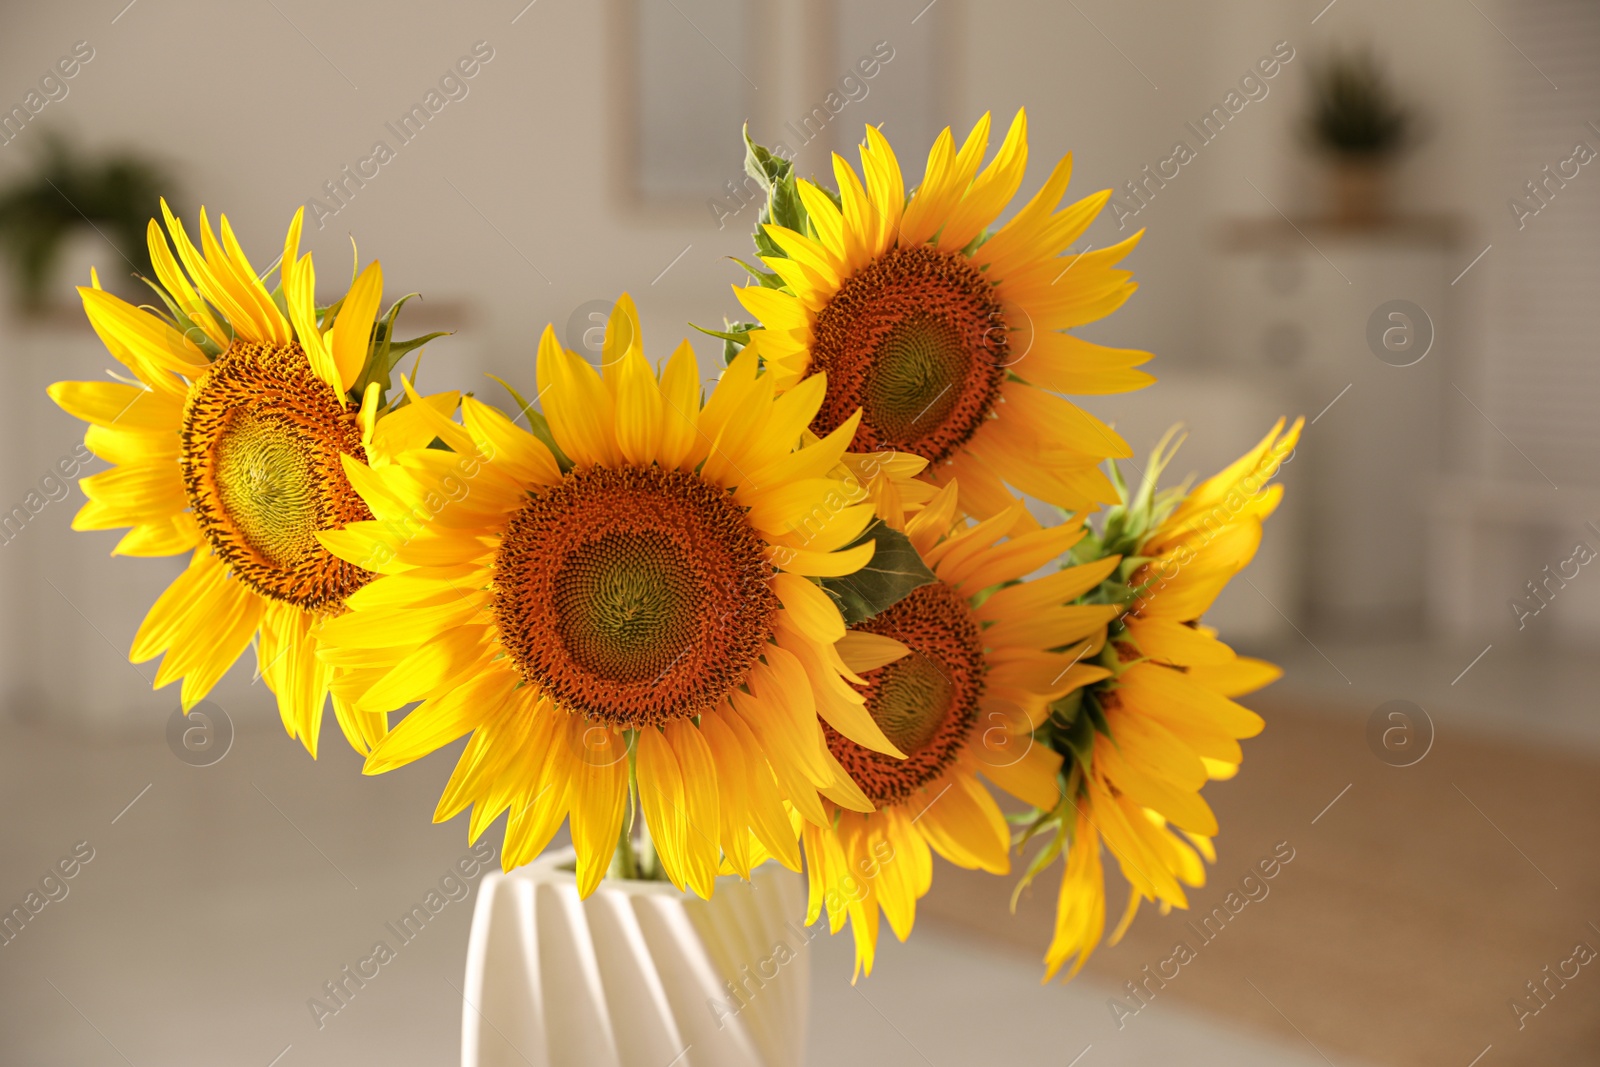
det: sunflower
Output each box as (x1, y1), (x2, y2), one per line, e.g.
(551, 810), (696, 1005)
(1032, 417), (1302, 981)
(314, 295), (916, 898)
(802, 482), (1122, 979)
(47, 203), (444, 757)
(733, 109), (1153, 522)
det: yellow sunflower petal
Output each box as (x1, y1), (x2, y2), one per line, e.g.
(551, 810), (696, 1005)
(937, 108), (1029, 252)
(913, 769), (1009, 874)
(613, 349), (665, 465)
(330, 260), (382, 392)
(536, 324), (616, 465)
(567, 718), (628, 898)
(281, 250), (341, 390)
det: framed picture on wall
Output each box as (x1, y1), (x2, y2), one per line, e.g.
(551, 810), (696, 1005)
(613, 0), (955, 220)
(612, 0), (764, 214)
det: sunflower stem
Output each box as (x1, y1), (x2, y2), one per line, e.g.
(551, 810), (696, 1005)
(636, 814), (662, 882)
(610, 731), (665, 883)
(613, 817), (640, 881)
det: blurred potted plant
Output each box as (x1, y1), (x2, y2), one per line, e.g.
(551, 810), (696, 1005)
(1302, 46), (1414, 226)
(0, 133), (172, 314)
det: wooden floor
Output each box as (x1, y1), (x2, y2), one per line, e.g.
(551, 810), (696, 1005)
(919, 693), (1600, 1067)
(0, 712), (1345, 1066)
(3, 687), (1596, 1064)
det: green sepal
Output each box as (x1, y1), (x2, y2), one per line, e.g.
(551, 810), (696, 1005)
(742, 126), (790, 190)
(729, 256), (784, 289)
(1084, 689), (1112, 739)
(136, 274), (224, 359)
(690, 319), (761, 364)
(1009, 773), (1078, 912)
(817, 520), (938, 626)
(1107, 457), (1131, 510)
(1015, 821), (1065, 883)
(269, 284), (291, 327)
(385, 330), (451, 368)
(1041, 678), (1097, 776)
(691, 323), (751, 344)
(959, 228), (994, 258)
(356, 292), (418, 406)
(1089, 425), (1194, 560)
(487, 373), (572, 473)
(1060, 698), (1098, 770)
(743, 126), (809, 260)
(1047, 686), (1084, 731)
(354, 293), (450, 409)
(1011, 830), (1066, 912)
(317, 295), (347, 330)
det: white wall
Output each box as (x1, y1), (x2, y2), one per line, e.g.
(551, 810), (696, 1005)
(0, 0), (1501, 383)
(0, 0), (1529, 728)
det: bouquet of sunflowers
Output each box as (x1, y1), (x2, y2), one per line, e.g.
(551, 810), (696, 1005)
(49, 109), (1300, 984)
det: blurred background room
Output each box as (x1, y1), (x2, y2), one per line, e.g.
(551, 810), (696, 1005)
(0, 0), (1596, 1064)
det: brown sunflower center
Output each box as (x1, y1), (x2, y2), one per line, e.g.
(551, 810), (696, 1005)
(181, 341), (374, 611)
(492, 465), (779, 728)
(824, 581), (987, 806)
(808, 246), (1008, 465)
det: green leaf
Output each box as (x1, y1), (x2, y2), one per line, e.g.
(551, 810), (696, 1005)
(817, 520), (938, 625)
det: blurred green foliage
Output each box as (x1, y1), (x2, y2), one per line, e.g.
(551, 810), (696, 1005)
(1303, 46), (1414, 159)
(0, 133), (173, 311)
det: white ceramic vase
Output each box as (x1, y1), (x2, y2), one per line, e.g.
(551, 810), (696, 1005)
(461, 849), (811, 1067)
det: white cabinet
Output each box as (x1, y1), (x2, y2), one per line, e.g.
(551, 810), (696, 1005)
(1206, 220), (1457, 634)
(0, 321), (186, 730)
